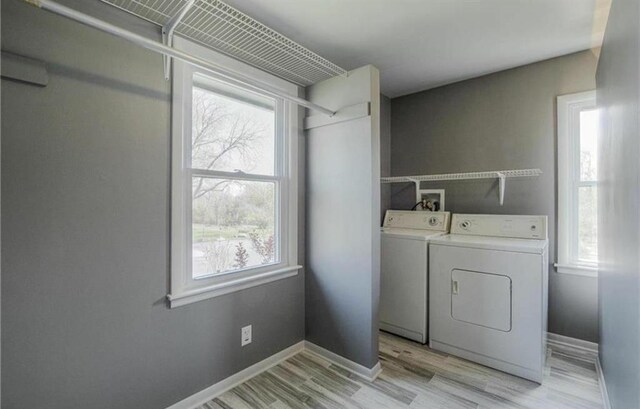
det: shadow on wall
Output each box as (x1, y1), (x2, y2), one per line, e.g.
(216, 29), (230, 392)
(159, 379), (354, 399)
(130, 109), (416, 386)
(35, 59), (171, 100)
(304, 267), (347, 349)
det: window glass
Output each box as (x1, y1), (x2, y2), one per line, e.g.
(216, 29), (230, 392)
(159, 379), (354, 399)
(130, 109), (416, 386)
(191, 85), (275, 176)
(557, 91), (598, 275)
(577, 108), (599, 263)
(578, 185), (597, 262)
(189, 80), (280, 280)
(191, 177), (277, 278)
(579, 109), (598, 181)
(170, 54), (298, 307)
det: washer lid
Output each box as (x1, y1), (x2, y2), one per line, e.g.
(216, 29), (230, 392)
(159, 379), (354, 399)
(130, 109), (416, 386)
(381, 228), (447, 241)
(429, 234), (548, 254)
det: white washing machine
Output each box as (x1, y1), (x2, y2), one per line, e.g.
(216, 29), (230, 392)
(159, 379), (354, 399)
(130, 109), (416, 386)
(429, 214), (549, 382)
(380, 210), (451, 343)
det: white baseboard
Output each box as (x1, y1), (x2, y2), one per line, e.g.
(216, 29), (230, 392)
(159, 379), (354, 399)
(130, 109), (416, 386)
(303, 341), (382, 382)
(547, 332), (598, 354)
(165, 340), (382, 409)
(596, 358), (612, 409)
(546, 333), (610, 409)
(166, 341), (304, 409)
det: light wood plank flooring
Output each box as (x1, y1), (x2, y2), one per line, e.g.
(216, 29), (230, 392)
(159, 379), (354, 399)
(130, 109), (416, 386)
(200, 332), (604, 408)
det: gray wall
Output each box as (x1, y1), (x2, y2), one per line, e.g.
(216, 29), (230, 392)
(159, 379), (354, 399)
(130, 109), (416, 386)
(1, 1), (304, 408)
(305, 66), (381, 369)
(596, 0), (640, 407)
(390, 50), (599, 342)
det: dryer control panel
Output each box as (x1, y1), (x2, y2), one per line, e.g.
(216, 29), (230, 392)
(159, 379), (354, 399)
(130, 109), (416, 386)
(450, 214), (547, 239)
(383, 210), (451, 231)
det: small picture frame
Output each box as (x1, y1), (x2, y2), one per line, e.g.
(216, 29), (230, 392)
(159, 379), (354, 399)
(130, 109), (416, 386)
(417, 189), (445, 211)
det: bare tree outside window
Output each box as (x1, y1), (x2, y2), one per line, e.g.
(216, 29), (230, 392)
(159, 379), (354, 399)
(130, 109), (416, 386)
(190, 85), (278, 278)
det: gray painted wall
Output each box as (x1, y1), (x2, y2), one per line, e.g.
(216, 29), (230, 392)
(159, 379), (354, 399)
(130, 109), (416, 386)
(596, 0), (640, 407)
(390, 50), (599, 342)
(1, 1), (304, 408)
(305, 65), (381, 369)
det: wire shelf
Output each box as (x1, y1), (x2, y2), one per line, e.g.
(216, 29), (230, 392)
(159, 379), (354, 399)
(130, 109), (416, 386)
(380, 169), (543, 184)
(101, 0), (347, 86)
(381, 168), (543, 205)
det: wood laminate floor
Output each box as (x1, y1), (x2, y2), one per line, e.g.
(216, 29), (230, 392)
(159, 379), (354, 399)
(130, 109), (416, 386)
(199, 332), (604, 409)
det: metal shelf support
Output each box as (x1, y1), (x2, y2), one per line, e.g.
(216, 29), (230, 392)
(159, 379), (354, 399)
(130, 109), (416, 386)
(162, 0), (196, 80)
(98, 0), (347, 87)
(496, 172), (506, 206)
(22, 0), (337, 117)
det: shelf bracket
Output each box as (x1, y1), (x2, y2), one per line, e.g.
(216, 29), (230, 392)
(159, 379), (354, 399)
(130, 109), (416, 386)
(407, 178), (421, 202)
(496, 172), (506, 206)
(304, 102), (369, 130)
(162, 0), (196, 80)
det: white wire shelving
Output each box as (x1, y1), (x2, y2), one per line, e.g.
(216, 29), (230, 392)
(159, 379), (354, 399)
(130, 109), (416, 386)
(100, 0), (347, 87)
(24, 0), (337, 116)
(381, 168), (543, 206)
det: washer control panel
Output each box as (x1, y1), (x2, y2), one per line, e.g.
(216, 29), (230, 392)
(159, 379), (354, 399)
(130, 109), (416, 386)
(383, 210), (451, 232)
(450, 214), (547, 239)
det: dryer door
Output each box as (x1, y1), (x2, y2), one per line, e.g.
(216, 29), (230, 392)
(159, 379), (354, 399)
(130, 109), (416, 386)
(429, 243), (546, 382)
(451, 269), (511, 332)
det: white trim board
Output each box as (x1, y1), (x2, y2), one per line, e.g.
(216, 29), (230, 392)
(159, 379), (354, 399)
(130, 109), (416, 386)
(165, 342), (304, 409)
(166, 341), (382, 409)
(169, 333), (608, 409)
(596, 358), (612, 409)
(547, 332), (598, 354)
(304, 341), (382, 382)
(547, 333), (611, 409)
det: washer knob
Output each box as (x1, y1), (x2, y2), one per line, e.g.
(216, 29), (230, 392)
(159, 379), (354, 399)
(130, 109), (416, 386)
(428, 216), (439, 226)
(460, 220), (471, 229)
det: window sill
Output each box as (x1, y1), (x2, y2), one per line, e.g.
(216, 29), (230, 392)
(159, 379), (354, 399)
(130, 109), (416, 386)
(167, 265), (302, 308)
(554, 263), (598, 277)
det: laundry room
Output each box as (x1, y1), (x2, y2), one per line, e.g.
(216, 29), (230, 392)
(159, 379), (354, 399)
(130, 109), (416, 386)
(381, 50), (599, 344)
(2, 1), (639, 409)
(378, 47), (599, 385)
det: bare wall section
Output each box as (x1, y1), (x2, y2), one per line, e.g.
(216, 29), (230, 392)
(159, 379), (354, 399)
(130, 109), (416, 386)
(305, 66), (381, 369)
(390, 50), (599, 342)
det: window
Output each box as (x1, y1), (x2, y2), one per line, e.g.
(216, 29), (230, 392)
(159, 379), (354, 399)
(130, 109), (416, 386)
(169, 40), (300, 307)
(556, 90), (599, 277)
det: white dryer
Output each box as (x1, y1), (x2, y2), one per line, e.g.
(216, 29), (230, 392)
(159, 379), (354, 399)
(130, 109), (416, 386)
(380, 210), (451, 343)
(429, 214), (548, 382)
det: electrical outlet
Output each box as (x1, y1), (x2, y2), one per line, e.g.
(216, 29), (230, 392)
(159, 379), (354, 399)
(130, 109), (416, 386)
(241, 325), (252, 346)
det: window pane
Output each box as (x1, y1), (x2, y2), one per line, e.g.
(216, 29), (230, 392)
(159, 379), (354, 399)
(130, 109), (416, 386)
(191, 85), (275, 175)
(578, 185), (597, 263)
(191, 177), (277, 278)
(579, 109), (598, 182)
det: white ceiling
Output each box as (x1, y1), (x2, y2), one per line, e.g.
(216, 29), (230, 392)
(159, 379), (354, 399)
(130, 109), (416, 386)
(223, 0), (609, 98)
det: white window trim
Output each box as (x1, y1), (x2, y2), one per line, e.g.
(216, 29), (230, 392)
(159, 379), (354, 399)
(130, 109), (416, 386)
(556, 90), (598, 277)
(169, 37), (301, 308)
